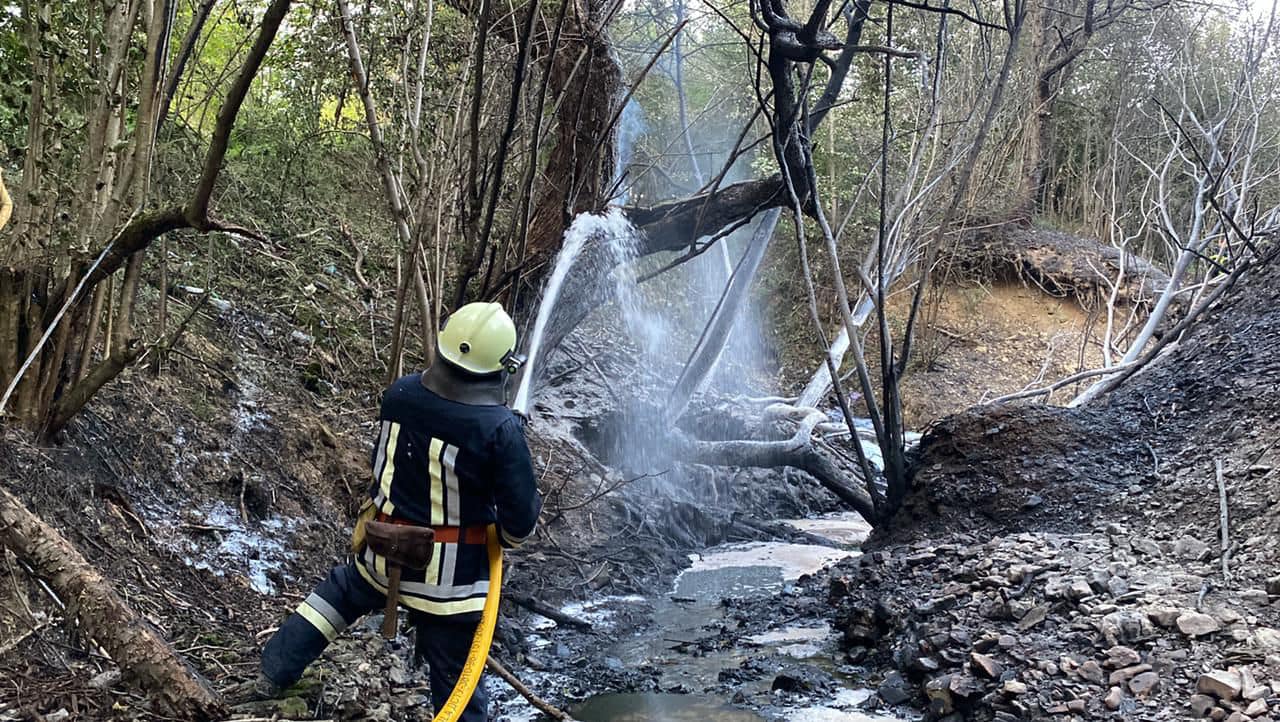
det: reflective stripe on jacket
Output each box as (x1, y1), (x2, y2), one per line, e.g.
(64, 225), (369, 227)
(358, 373), (540, 616)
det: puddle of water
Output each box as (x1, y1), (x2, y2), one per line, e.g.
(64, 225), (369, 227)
(746, 623), (833, 658)
(574, 693), (765, 722)
(559, 520), (909, 722)
(601, 537), (862, 695)
(675, 542), (858, 601)
(674, 563), (786, 600)
(778, 512), (872, 547)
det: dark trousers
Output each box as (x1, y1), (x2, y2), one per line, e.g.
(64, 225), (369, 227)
(261, 561), (489, 721)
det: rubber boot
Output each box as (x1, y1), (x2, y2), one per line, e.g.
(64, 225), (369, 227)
(223, 672), (283, 705)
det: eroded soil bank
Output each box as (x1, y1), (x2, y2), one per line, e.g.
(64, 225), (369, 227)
(815, 259), (1280, 721)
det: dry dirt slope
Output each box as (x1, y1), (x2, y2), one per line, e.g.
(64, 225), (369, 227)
(823, 258), (1280, 721)
(907, 256), (1280, 554)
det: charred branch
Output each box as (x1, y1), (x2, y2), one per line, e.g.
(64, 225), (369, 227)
(810, 0), (873, 132)
(674, 405), (877, 521)
(624, 176), (788, 252)
(886, 0), (1007, 31)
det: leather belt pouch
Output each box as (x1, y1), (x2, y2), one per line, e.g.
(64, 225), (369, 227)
(364, 521), (435, 569)
(364, 521), (435, 639)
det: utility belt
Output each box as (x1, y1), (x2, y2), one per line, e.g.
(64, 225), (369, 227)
(349, 499), (489, 638)
(373, 512), (489, 545)
(349, 498), (489, 555)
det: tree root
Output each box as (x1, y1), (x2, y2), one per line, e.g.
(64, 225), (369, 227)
(675, 404), (877, 520)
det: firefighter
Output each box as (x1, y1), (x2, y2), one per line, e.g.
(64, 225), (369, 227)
(236, 302), (541, 721)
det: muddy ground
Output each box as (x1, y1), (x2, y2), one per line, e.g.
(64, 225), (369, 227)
(0, 287), (859, 721)
(0, 253), (1276, 722)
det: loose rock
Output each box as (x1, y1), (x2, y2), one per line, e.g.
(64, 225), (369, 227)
(1129, 671), (1160, 696)
(1104, 686), (1123, 710)
(1079, 660), (1105, 684)
(878, 671), (912, 705)
(1174, 536), (1211, 560)
(1189, 694), (1216, 716)
(1197, 670), (1244, 701)
(1266, 576), (1280, 597)
(970, 652), (1002, 680)
(1178, 611), (1222, 637)
(1002, 680), (1028, 695)
(1245, 699), (1269, 716)
(1105, 646), (1141, 668)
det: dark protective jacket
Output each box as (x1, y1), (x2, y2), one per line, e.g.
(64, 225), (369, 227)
(355, 373), (540, 617)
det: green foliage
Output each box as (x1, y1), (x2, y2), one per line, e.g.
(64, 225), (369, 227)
(0, 14), (27, 153)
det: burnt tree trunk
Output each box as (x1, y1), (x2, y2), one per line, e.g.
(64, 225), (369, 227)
(0, 485), (225, 719)
(524, 6), (622, 265)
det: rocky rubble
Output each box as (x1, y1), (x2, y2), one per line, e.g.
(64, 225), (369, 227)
(826, 524), (1280, 721)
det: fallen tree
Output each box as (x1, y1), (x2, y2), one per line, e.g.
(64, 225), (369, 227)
(949, 223), (1173, 306)
(0, 485), (224, 719)
(674, 402), (877, 520)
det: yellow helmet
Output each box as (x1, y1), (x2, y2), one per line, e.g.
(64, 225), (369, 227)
(437, 302), (519, 375)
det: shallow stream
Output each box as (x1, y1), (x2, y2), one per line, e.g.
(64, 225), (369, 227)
(507, 513), (910, 722)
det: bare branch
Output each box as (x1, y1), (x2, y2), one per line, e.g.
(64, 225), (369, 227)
(188, 0), (293, 224)
(887, 0), (1007, 31)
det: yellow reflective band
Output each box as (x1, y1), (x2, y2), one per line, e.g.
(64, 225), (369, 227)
(297, 601), (339, 642)
(405, 595), (487, 615)
(353, 561), (486, 616)
(424, 541), (442, 586)
(429, 437), (445, 525)
(379, 423), (400, 515)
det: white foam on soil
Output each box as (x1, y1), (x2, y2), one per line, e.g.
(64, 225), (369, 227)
(528, 594), (646, 631)
(775, 640), (826, 658)
(232, 377), (270, 433)
(831, 688), (876, 707)
(785, 688), (913, 721)
(746, 623), (834, 658)
(145, 500), (299, 595)
(489, 668), (577, 722)
(746, 623), (833, 645)
(789, 708), (906, 722)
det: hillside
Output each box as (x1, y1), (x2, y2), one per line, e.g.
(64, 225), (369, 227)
(822, 258), (1280, 720)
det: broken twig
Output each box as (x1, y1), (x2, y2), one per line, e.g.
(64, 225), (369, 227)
(506, 592), (593, 631)
(1216, 458), (1230, 581)
(487, 655), (577, 721)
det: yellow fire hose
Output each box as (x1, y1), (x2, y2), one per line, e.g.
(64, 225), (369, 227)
(431, 524), (503, 722)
